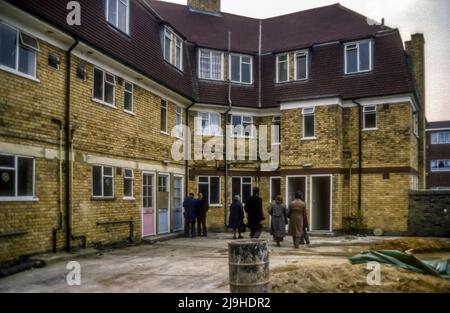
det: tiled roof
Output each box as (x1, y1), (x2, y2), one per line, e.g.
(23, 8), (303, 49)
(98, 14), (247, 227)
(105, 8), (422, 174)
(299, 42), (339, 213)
(6, 0), (417, 108)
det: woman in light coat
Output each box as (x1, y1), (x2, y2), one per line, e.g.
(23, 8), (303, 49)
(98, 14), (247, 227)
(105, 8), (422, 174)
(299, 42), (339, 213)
(288, 191), (306, 248)
(269, 195), (288, 247)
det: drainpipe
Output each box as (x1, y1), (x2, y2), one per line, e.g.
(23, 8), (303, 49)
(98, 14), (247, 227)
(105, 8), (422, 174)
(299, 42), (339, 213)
(185, 102), (195, 197)
(51, 118), (63, 253)
(224, 31), (233, 228)
(65, 39), (79, 253)
(352, 100), (363, 225)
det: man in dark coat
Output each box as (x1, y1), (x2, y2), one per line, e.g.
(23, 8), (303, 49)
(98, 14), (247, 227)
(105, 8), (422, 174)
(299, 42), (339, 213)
(245, 187), (265, 239)
(196, 192), (209, 237)
(183, 193), (196, 238)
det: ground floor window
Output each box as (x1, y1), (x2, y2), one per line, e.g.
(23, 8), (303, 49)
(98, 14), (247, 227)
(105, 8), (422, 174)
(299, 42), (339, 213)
(232, 177), (252, 205)
(198, 176), (220, 206)
(123, 168), (133, 198)
(0, 154), (35, 200)
(92, 165), (114, 198)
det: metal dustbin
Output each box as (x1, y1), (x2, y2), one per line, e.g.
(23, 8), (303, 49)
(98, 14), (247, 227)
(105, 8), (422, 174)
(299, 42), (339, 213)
(228, 240), (270, 293)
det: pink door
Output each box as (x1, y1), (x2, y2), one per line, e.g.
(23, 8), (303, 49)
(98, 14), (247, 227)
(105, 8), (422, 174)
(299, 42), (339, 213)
(142, 173), (155, 237)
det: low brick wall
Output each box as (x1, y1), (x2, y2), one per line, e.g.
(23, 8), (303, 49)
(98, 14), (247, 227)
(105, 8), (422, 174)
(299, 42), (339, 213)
(408, 190), (450, 237)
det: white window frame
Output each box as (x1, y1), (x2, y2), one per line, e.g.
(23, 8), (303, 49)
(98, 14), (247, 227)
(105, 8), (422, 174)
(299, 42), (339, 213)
(0, 22), (39, 80)
(413, 113), (419, 137)
(411, 175), (419, 191)
(0, 154), (36, 202)
(162, 26), (183, 71)
(302, 107), (316, 139)
(175, 106), (183, 139)
(231, 176), (253, 204)
(123, 81), (134, 114)
(431, 131), (450, 145)
(229, 53), (253, 84)
(197, 176), (221, 206)
(123, 168), (134, 200)
(272, 115), (281, 145)
(276, 53), (289, 83)
(160, 99), (169, 134)
(344, 40), (373, 74)
(197, 112), (221, 136)
(92, 165), (115, 199)
(198, 49), (224, 81)
(106, 0), (130, 34)
(363, 105), (378, 130)
(231, 114), (254, 138)
(294, 50), (309, 81)
(92, 67), (116, 107)
(431, 160), (450, 172)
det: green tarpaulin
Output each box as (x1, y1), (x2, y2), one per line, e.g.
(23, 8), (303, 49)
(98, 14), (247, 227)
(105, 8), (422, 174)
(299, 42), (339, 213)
(349, 250), (450, 279)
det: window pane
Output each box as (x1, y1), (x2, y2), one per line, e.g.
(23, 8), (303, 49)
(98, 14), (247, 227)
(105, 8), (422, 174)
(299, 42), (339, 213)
(198, 182), (209, 203)
(18, 45), (36, 76)
(0, 155), (15, 168)
(124, 91), (132, 111)
(199, 50), (210, 79)
(0, 169), (15, 197)
(118, 0), (127, 32)
(359, 42), (370, 71)
(297, 55), (307, 80)
(93, 166), (102, 196)
(103, 166), (113, 176)
(124, 178), (132, 197)
(278, 58), (288, 82)
(160, 102), (167, 132)
(175, 39), (182, 69)
(231, 55), (240, 82)
(104, 82), (115, 104)
(232, 177), (241, 199)
(210, 177), (220, 204)
(103, 175), (113, 197)
(0, 23), (17, 69)
(365, 112), (377, 129)
(93, 69), (104, 100)
(242, 182), (252, 205)
(210, 113), (220, 135)
(17, 157), (33, 196)
(211, 52), (222, 79)
(164, 32), (171, 62)
(242, 62), (251, 83)
(232, 115), (242, 136)
(124, 169), (133, 178)
(304, 114), (315, 138)
(107, 0), (117, 25)
(199, 177), (209, 183)
(346, 47), (357, 73)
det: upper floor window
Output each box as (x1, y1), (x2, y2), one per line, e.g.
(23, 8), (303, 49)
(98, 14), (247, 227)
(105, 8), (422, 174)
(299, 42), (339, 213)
(0, 154), (35, 200)
(93, 67), (116, 106)
(345, 40), (372, 74)
(302, 107), (315, 139)
(160, 99), (168, 134)
(363, 105), (377, 130)
(199, 49), (223, 80)
(431, 160), (450, 172)
(163, 26), (183, 71)
(92, 165), (114, 198)
(124, 81), (133, 113)
(431, 131), (450, 144)
(295, 51), (308, 80)
(175, 106), (183, 139)
(0, 22), (38, 78)
(106, 0), (130, 34)
(272, 116), (281, 145)
(276, 54), (289, 83)
(230, 54), (252, 84)
(197, 112), (221, 136)
(231, 114), (253, 138)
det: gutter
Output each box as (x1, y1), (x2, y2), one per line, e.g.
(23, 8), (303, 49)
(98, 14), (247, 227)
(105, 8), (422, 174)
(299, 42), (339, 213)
(185, 102), (195, 197)
(224, 31), (233, 228)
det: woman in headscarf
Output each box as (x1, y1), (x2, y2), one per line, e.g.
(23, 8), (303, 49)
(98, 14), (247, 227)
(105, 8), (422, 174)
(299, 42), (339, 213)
(228, 195), (245, 239)
(269, 195), (288, 247)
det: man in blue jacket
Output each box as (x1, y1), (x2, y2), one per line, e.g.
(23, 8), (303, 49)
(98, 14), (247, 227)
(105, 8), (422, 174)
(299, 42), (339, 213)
(183, 193), (197, 238)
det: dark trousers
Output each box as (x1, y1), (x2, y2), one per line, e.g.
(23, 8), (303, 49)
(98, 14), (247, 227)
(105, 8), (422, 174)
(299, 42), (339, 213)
(184, 213), (196, 238)
(249, 224), (262, 239)
(300, 229), (310, 245)
(197, 216), (207, 236)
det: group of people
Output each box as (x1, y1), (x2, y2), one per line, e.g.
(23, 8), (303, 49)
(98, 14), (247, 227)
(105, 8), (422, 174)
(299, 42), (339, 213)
(228, 188), (309, 248)
(182, 192), (209, 238)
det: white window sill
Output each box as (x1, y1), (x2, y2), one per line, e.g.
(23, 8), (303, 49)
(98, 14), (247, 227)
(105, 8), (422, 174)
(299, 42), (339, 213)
(363, 128), (378, 131)
(345, 69), (372, 75)
(272, 142), (281, 146)
(295, 77), (308, 82)
(209, 204), (222, 208)
(431, 170), (450, 173)
(199, 77), (225, 82)
(0, 65), (40, 83)
(232, 135), (255, 139)
(124, 109), (136, 116)
(196, 133), (223, 137)
(160, 131), (169, 136)
(123, 197), (136, 201)
(302, 137), (317, 141)
(92, 98), (117, 109)
(0, 197), (39, 202)
(230, 81), (253, 86)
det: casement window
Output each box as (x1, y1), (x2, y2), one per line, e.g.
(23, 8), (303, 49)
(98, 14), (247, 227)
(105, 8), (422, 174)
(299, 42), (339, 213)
(232, 177), (252, 205)
(197, 112), (221, 136)
(230, 54), (252, 84)
(295, 51), (308, 80)
(93, 67), (116, 106)
(0, 22), (38, 78)
(0, 154), (35, 201)
(199, 49), (223, 80)
(160, 99), (168, 133)
(162, 26), (183, 71)
(123, 168), (133, 198)
(175, 106), (183, 139)
(431, 160), (450, 172)
(363, 105), (377, 130)
(345, 40), (372, 74)
(272, 116), (281, 145)
(124, 81), (133, 113)
(302, 107), (315, 139)
(276, 54), (289, 83)
(198, 176), (220, 206)
(431, 131), (450, 144)
(92, 165), (114, 198)
(231, 114), (253, 138)
(106, 0), (130, 34)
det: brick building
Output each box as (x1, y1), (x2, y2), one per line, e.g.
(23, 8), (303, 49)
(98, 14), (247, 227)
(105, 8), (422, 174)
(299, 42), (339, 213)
(0, 0), (425, 262)
(426, 121), (450, 189)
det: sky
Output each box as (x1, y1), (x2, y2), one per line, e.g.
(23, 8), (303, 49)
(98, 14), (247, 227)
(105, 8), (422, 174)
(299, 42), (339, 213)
(163, 0), (450, 122)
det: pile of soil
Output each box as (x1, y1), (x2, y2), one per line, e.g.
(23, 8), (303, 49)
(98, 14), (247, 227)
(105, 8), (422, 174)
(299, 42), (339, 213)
(370, 238), (450, 253)
(270, 263), (450, 293)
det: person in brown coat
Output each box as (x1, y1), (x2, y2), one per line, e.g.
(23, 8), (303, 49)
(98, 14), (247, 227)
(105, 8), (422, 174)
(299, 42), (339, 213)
(288, 191), (306, 248)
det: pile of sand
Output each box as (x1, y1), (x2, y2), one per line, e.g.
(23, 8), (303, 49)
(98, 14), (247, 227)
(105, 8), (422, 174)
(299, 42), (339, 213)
(270, 263), (450, 293)
(370, 238), (450, 253)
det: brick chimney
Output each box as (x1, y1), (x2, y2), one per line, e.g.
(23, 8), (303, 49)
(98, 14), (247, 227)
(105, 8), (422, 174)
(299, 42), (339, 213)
(405, 33), (426, 188)
(188, 0), (221, 15)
